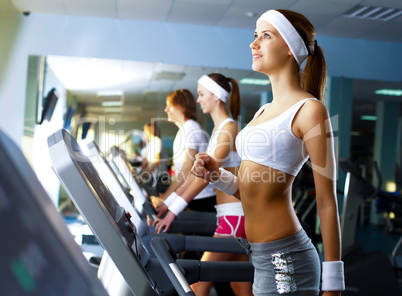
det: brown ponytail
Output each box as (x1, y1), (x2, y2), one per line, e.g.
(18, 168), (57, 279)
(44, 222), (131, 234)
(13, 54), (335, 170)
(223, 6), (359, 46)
(277, 9), (327, 102)
(301, 44), (327, 102)
(207, 73), (242, 121)
(228, 77), (241, 121)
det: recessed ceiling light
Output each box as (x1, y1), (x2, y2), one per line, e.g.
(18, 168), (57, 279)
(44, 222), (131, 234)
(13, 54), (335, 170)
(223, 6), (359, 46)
(245, 12), (258, 18)
(360, 115), (377, 121)
(97, 90), (123, 96)
(102, 101), (123, 107)
(240, 78), (270, 85)
(375, 89), (402, 96)
(342, 5), (402, 21)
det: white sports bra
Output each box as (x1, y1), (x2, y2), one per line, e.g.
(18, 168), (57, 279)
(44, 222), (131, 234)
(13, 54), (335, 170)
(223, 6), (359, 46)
(206, 118), (241, 168)
(235, 99), (313, 176)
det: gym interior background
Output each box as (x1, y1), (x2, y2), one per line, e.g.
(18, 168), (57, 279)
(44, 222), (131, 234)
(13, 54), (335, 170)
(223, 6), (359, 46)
(0, 0), (401, 293)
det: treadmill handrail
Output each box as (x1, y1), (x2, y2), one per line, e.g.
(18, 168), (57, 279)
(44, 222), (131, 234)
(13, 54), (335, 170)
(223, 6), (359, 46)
(151, 237), (196, 296)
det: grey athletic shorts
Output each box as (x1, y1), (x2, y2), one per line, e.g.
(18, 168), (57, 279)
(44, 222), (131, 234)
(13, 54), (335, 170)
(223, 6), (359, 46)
(248, 229), (320, 296)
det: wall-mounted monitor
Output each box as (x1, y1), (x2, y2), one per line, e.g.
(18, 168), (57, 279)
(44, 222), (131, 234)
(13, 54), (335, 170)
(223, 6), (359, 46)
(63, 106), (76, 130)
(81, 122), (91, 139)
(37, 88), (59, 124)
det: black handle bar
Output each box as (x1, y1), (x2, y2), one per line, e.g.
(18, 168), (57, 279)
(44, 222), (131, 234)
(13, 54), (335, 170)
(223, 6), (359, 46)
(150, 237), (196, 296)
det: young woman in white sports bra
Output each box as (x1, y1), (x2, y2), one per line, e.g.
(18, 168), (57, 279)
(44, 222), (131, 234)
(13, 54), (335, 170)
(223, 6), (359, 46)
(192, 10), (343, 296)
(153, 73), (253, 296)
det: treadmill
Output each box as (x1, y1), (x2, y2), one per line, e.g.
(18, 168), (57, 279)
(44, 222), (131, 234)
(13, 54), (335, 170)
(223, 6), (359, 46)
(48, 129), (253, 296)
(106, 142), (217, 234)
(0, 129), (109, 296)
(85, 139), (250, 256)
(107, 145), (149, 216)
(85, 141), (147, 237)
(339, 158), (401, 295)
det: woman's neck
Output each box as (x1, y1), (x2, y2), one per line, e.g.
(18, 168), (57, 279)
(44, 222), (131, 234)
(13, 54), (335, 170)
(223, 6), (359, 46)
(269, 68), (304, 104)
(210, 106), (230, 129)
(173, 114), (187, 128)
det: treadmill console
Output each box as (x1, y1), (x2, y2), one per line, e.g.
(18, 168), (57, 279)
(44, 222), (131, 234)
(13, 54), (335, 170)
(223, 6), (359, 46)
(48, 129), (172, 296)
(0, 129), (109, 296)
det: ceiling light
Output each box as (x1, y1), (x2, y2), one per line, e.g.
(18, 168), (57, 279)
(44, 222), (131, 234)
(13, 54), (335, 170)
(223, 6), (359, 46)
(342, 5), (402, 21)
(97, 90), (123, 96)
(246, 12), (258, 18)
(375, 89), (402, 96)
(360, 115), (377, 121)
(102, 101), (123, 107)
(382, 10), (402, 21)
(240, 78), (270, 86)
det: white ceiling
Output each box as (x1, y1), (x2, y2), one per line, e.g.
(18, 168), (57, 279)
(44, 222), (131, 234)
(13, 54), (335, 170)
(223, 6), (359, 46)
(11, 0), (402, 123)
(10, 0), (402, 43)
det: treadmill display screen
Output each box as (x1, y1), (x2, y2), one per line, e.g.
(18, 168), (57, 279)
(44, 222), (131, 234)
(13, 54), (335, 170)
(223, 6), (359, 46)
(0, 186), (87, 295)
(86, 141), (133, 204)
(0, 131), (107, 296)
(66, 135), (119, 220)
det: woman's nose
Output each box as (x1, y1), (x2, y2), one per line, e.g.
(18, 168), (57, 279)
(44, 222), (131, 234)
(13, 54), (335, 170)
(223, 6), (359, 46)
(250, 38), (259, 49)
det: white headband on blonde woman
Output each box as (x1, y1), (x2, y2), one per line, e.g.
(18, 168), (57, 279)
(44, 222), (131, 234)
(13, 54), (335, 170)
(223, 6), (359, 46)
(198, 75), (229, 103)
(257, 10), (308, 66)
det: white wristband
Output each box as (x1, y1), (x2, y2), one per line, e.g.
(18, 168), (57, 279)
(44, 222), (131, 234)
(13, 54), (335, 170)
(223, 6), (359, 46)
(164, 192), (179, 207)
(321, 261), (345, 291)
(209, 168), (238, 196)
(168, 196), (188, 216)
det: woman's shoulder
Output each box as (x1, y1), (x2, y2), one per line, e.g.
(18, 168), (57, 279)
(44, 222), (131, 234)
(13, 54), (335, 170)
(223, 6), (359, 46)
(183, 119), (202, 130)
(302, 98), (328, 119)
(221, 117), (240, 129)
(217, 118), (240, 139)
(296, 98), (330, 135)
(182, 120), (207, 141)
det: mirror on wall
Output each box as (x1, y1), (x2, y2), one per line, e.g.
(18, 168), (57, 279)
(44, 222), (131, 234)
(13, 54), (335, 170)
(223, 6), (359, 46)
(42, 55), (272, 151)
(23, 54), (402, 212)
(28, 55), (402, 174)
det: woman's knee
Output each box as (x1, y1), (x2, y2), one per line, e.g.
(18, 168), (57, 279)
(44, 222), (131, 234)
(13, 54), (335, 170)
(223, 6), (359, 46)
(230, 281), (253, 296)
(191, 281), (214, 296)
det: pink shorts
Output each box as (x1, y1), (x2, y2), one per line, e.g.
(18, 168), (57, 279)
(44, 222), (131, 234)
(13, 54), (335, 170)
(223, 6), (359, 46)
(214, 215), (247, 239)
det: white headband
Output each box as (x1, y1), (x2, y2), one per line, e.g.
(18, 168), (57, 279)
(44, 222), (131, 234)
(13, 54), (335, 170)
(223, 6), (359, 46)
(257, 10), (308, 66)
(198, 75), (229, 103)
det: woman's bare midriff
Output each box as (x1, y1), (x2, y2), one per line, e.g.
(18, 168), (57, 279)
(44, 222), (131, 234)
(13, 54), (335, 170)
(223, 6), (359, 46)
(238, 160), (302, 243)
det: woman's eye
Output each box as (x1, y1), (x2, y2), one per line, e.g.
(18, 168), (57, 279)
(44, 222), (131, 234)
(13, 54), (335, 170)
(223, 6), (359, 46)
(253, 34), (258, 39)
(264, 33), (270, 39)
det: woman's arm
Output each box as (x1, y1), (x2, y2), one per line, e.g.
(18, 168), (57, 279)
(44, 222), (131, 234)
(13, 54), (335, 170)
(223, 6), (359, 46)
(192, 153), (241, 199)
(158, 148), (198, 199)
(178, 119), (240, 201)
(151, 148), (198, 211)
(153, 173), (210, 233)
(298, 100), (342, 295)
(153, 120), (240, 233)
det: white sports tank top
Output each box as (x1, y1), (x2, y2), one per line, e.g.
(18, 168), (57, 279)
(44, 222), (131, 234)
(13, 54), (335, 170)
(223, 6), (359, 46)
(206, 118), (241, 168)
(235, 99), (314, 176)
